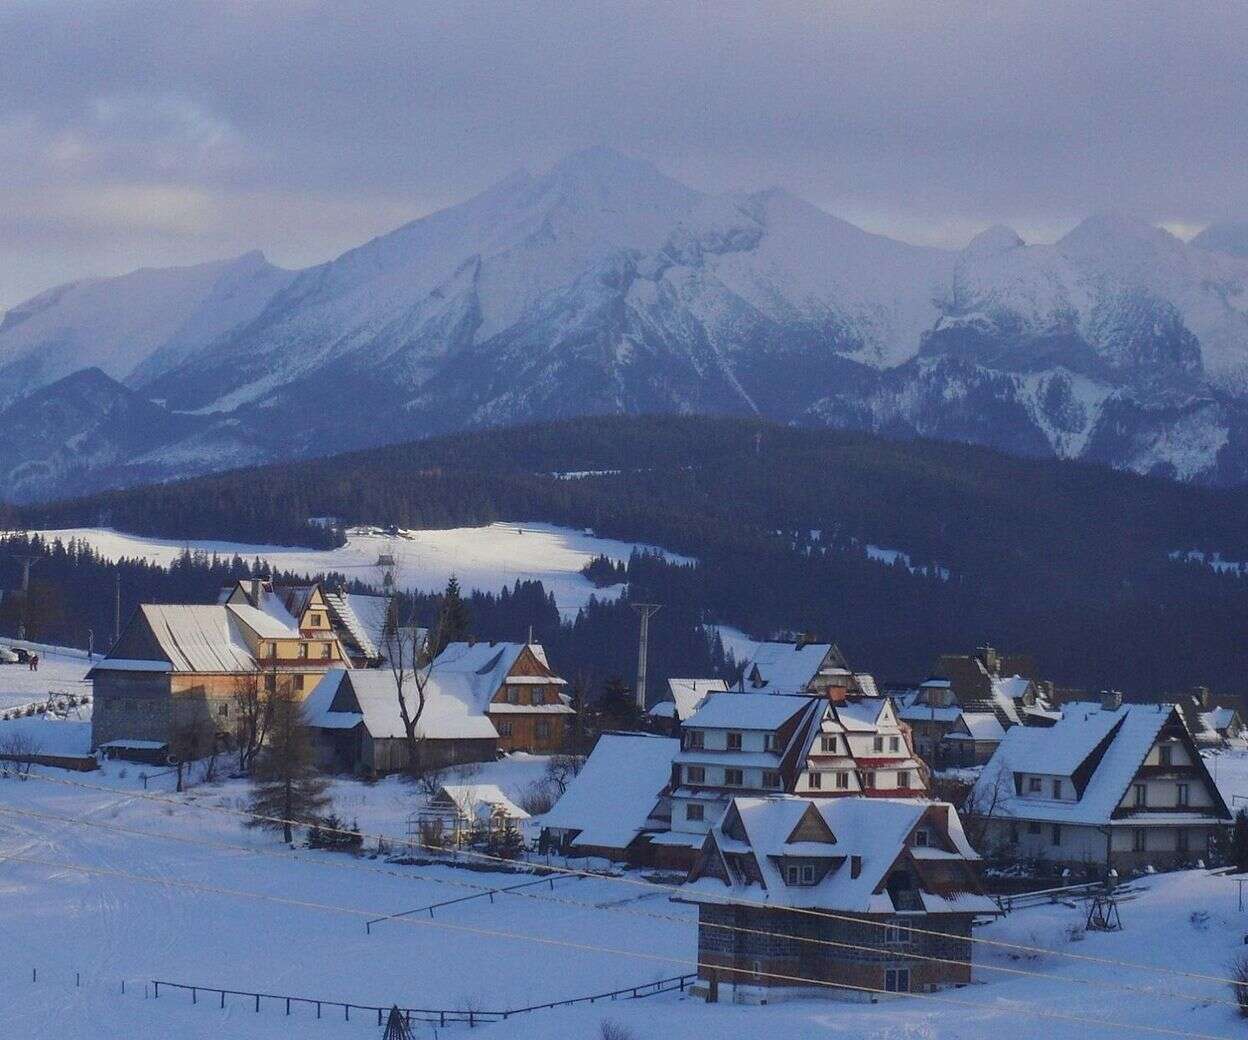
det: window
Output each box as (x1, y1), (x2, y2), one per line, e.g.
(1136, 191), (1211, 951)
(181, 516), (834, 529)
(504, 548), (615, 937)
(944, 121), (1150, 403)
(1051, 824), (1062, 847)
(836, 771), (850, 789)
(897, 770), (911, 789)
(531, 689), (546, 706)
(884, 921), (912, 945)
(1176, 783), (1190, 807)
(914, 828), (930, 847)
(1027, 821), (1042, 835)
(497, 721), (513, 737)
(1028, 777), (1041, 793)
(885, 968), (911, 993)
(1177, 828), (1190, 852)
(727, 732), (743, 751)
(762, 771), (781, 790)
(1133, 828), (1147, 852)
(1159, 744), (1172, 767)
(686, 803), (704, 822)
(1133, 784), (1147, 808)
(764, 733), (777, 752)
(808, 771), (823, 790)
(821, 735), (837, 754)
(535, 720), (550, 740)
(888, 736), (900, 752)
(686, 766), (706, 784)
(785, 863), (815, 885)
(310, 613), (323, 627)
(686, 730), (704, 750)
(724, 768), (744, 787)
(299, 642), (309, 659)
(861, 771), (876, 789)
(1051, 779), (1062, 799)
(262, 641), (275, 658)
(507, 687), (520, 704)
(873, 736), (884, 753)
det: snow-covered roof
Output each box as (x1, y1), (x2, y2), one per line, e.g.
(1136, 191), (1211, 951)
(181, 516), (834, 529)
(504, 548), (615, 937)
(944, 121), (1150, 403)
(434, 783), (528, 821)
(973, 702), (1229, 825)
(427, 642), (564, 716)
(1203, 708), (1240, 733)
(854, 673), (879, 699)
(137, 605), (256, 673)
(686, 692), (815, 731)
(324, 592), (392, 660)
(541, 733), (678, 850)
(948, 713), (1007, 742)
(303, 668), (498, 741)
(829, 698), (888, 731)
(655, 678), (727, 721)
(681, 796), (993, 914)
(739, 641), (835, 696)
(227, 603), (301, 640)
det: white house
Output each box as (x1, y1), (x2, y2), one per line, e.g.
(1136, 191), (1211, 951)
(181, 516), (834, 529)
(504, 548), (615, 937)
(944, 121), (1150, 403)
(970, 698), (1231, 873)
(736, 641), (876, 699)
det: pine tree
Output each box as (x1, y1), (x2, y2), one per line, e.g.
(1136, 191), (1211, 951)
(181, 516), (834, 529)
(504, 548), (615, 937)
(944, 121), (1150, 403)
(246, 686), (330, 844)
(435, 575), (472, 652)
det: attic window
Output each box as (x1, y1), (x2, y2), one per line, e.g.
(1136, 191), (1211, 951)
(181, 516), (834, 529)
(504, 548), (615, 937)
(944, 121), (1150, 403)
(727, 732), (743, 751)
(820, 735), (837, 754)
(785, 863), (816, 886)
(1027, 777), (1041, 793)
(914, 828), (930, 847)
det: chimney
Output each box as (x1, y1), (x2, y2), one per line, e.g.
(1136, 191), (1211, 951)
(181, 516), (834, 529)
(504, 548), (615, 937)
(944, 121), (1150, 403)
(827, 684), (848, 704)
(1100, 690), (1122, 712)
(250, 577), (261, 605)
(1192, 685), (1212, 710)
(976, 645), (1000, 675)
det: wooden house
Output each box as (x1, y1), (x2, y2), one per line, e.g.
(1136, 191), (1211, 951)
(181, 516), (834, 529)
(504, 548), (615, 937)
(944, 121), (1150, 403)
(677, 796), (996, 1003)
(89, 602), (350, 751)
(428, 642), (573, 754)
(413, 783), (529, 846)
(302, 668), (498, 775)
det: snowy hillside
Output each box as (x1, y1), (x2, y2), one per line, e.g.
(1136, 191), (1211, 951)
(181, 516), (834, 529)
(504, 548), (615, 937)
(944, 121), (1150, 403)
(26, 522), (693, 617)
(7, 149), (1248, 493)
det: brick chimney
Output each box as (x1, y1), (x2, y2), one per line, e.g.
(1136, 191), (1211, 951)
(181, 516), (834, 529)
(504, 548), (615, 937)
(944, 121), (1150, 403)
(827, 684), (848, 704)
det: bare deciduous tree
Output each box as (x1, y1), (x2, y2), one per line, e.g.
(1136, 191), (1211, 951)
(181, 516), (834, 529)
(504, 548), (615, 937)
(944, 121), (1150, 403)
(960, 762), (1012, 853)
(0, 730), (42, 778)
(169, 716), (214, 793)
(231, 666), (277, 774)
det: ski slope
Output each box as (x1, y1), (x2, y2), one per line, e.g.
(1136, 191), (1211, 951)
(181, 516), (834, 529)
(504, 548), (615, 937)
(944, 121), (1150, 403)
(26, 523), (694, 618)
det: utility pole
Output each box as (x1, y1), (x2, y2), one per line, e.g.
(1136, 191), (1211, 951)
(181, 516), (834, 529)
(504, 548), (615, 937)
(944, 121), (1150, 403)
(114, 571), (121, 646)
(631, 603), (662, 711)
(11, 555), (39, 641)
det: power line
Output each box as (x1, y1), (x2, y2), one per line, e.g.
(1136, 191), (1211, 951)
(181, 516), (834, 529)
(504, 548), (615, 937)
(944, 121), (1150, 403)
(0, 800), (1235, 1014)
(2, 850), (1235, 1040)
(9, 766), (1245, 991)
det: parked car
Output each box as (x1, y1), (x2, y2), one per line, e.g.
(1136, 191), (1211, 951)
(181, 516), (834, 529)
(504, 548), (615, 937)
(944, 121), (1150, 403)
(0, 646), (19, 664)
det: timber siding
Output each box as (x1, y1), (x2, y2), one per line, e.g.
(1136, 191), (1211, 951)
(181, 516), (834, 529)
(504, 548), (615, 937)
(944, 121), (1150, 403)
(697, 904), (973, 996)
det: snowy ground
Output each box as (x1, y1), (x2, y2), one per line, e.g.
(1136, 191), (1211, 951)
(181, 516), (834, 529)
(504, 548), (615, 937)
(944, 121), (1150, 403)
(1, 754), (1247, 1039)
(1206, 745), (1248, 813)
(0, 641), (93, 717)
(25, 523), (694, 618)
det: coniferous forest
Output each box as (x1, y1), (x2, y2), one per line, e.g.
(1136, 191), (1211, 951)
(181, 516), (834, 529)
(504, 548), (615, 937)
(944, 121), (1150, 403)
(6, 414), (1248, 698)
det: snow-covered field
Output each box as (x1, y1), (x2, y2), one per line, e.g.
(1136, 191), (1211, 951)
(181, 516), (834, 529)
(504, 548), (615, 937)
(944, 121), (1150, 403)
(25, 523), (695, 618)
(0, 746), (1247, 1039)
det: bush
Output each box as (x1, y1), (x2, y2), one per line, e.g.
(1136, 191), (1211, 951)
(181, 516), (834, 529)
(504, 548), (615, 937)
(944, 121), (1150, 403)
(307, 813), (364, 851)
(1232, 955), (1248, 1017)
(517, 780), (557, 816)
(600, 1020), (636, 1040)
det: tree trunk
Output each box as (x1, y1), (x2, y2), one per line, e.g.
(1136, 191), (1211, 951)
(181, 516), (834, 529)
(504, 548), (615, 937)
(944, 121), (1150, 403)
(283, 777), (293, 844)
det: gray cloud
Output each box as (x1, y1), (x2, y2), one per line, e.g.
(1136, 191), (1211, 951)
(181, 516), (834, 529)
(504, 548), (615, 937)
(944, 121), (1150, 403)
(2, 0), (1246, 307)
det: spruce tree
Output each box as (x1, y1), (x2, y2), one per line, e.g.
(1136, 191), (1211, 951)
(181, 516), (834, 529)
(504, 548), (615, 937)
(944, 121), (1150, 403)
(246, 686), (330, 843)
(1232, 809), (1248, 872)
(435, 575), (472, 652)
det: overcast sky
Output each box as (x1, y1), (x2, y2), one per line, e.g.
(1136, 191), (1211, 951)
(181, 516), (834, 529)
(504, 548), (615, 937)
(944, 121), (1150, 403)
(2, 1), (1245, 309)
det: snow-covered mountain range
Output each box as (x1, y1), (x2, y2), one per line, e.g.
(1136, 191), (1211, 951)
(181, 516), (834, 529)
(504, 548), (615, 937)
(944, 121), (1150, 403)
(6, 147), (1248, 500)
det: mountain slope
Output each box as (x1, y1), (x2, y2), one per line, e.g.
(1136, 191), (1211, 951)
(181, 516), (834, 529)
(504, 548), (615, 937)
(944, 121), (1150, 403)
(7, 150), (1248, 496)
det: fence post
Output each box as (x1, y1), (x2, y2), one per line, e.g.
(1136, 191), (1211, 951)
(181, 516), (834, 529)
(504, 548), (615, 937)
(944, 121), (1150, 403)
(469, 1010), (475, 1028)
(192, 987), (197, 1005)
(255, 994), (260, 1013)
(287, 998), (291, 1016)
(121, 979), (126, 995)
(32, 968), (36, 983)
(220, 991), (225, 1009)
(377, 1008), (382, 1026)
(76, 972), (80, 988)
(317, 1001), (321, 1019)
(153, 980), (159, 998)
(345, 1004), (349, 1022)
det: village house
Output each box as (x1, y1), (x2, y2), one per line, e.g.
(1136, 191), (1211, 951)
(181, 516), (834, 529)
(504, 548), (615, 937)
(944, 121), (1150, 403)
(969, 695), (1232, 874)
(301, 668), (499, 774)
(647, 678), (728, 735)
(656, 691), (929, 868)
(676, 796), (996, 1003)
(1177, 686), (1246, 747)
(89, 601), (352, 754)
(430, 641), (573, 754)
(735, 640), (877, 699)
(541, 732), (679, 862)
(219, 578), (394, 668)
(414, 783), (529, 847)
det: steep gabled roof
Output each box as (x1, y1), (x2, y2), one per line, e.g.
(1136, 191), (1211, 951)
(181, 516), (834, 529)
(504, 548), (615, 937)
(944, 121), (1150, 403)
(685, 691), (814, 731)
(303, 668), (498, 741)
(323, 591), (392, 660)
(541, 733), (679, 850)
(137, 604), (257, 673)
(652, 679), (727, 722)
(738, 641), (836, 696)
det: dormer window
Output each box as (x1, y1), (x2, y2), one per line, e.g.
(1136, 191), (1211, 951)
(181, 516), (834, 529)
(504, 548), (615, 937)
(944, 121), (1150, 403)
(873, 736), (884, 753)
(888, 736), (900, 752)
(785, 863), (816, 886)
(1159, 745), (1173, 767)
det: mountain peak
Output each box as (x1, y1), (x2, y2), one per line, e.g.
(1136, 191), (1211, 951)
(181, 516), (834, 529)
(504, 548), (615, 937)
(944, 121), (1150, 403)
(1192, 220), (1248, 259)
(1059, 211), (1176, 254)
